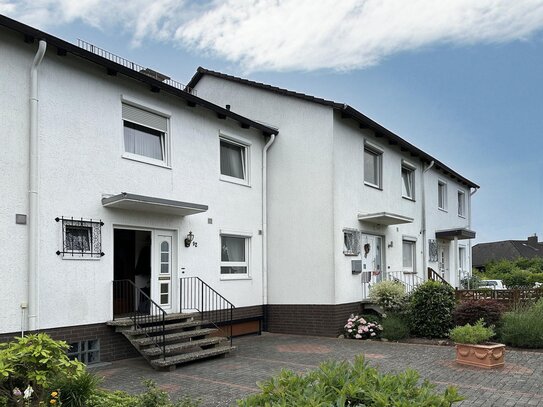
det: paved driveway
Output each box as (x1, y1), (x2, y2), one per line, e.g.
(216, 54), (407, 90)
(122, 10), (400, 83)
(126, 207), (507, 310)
(93, 333), (543, 406)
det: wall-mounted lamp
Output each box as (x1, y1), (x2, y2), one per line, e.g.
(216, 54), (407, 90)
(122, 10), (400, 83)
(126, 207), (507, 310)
(184, 231), (194, 248)
(387, 241), (393, 248)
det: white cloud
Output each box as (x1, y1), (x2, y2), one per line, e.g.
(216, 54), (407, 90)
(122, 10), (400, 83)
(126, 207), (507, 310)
(4, 0), (543, 71)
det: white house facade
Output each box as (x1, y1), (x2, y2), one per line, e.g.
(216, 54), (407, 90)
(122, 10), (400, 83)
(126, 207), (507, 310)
(0, 15), (478, 362)
(188, 68), (478, 336)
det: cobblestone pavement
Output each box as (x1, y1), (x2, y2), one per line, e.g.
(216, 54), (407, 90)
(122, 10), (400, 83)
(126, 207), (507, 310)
(93, 333), (543, 406)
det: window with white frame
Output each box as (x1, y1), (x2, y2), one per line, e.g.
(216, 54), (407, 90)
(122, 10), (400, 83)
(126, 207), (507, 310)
(438, 180), (447, 210)
(343, 230), (360, 256)
(220, 235), (249, 275)
(458, 190), (466, 217)
(364, 146), (382, 188)
(401, 165), (415, 200)
(220, 137), (248, 183)
(122, 102), (169, 165)
(402, 240), (416, 273)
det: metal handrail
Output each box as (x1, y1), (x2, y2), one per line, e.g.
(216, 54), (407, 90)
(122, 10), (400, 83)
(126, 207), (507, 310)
(427, 267), (451, 286)
(113, 279), (166, 359)
(179, 277), (235, 346)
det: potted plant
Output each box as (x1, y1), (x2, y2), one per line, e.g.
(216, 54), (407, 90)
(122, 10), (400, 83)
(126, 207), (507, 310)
(449, 319), (505, 368)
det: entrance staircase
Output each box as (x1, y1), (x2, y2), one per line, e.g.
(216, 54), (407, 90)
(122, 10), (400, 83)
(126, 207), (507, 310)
(110, 279), (235, 370)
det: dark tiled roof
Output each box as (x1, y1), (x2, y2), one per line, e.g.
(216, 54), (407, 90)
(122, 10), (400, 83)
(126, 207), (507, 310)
(188, 67), (479, 189)
(472, 239), (543, 267)
(0, 15), (278, 137)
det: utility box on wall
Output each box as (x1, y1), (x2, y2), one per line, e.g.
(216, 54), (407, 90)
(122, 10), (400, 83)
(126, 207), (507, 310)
(351, 260), (362, 274)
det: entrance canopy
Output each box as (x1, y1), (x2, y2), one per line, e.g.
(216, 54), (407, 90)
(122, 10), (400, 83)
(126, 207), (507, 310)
(102, 192), (208, 216)
(358, 212), (414, 226)
(435, 228), (476, 240)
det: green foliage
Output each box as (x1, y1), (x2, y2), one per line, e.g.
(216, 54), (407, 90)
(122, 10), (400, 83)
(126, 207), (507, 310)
(500, 298), (543, 348)
(343, 315), (383, 340)
(449, 319), (495, 344)
(409, 281), (456, 338)
(50, 370), (102, 407)
(87, 389), (138, 407)
(368, 280), (407, 312)
(453, 300), (505, 328)
(528, 273), (543, 284)
(381, 314), (410, 341)
(0, 333), (84, 403)
(460, 274), (481, 289)
(502, 270), (532, 288)
(237, 356), (463, 406)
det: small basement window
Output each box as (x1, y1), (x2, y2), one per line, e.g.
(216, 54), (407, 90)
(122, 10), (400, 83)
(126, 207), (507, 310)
(68, 339), (100, 365)
(220, 235), (249, 276)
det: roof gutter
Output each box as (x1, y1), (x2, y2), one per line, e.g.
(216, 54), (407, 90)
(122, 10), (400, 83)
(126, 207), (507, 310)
(28, 39), (47, 333)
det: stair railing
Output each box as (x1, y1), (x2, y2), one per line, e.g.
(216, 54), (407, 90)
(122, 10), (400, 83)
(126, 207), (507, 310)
(179, 277), (235, 346)
(427, 267), (452, 287)
(113, 279), (166, 360)
(383, 270), (424, 294)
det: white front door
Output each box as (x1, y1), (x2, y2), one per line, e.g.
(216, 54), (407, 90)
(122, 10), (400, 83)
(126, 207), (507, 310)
(438, 242), (450, 282)
(153, 230), (176, 312)
(361, 234), (383, 283)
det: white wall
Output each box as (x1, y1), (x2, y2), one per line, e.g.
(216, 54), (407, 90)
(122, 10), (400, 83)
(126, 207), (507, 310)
(195, 76), (336, 305)
(0, 30), (266, 333)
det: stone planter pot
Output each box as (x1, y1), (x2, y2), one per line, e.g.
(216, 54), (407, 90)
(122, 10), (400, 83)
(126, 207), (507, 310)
(455, 343), (505, 368)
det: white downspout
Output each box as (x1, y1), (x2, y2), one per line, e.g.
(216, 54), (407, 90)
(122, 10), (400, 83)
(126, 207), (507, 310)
(262, 134), (276, 317)
(421, 160), (435, 281)
(467, 187), (478, 281)
(28, 40), (47, 332)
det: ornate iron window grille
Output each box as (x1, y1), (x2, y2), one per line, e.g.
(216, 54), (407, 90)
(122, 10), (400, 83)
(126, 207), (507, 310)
(55, 217), (105, 257)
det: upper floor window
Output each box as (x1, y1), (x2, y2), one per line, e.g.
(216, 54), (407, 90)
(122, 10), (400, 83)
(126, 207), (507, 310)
(220, 137), (249, 185)
(122, 102), (169, 166)
(438, 180), (447, 210)
(364, 146), (382, 188)
(401, 165), (415, 200)
(458, 190), (466, 217)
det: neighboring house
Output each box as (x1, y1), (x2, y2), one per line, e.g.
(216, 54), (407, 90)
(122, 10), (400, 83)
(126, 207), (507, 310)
(472, 234), (543, 271)
(0, 14), (479, 366)
(188, 68), (478, 336)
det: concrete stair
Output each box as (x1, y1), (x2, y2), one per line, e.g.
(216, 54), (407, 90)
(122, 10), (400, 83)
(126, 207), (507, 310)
(107, 312), (235, 370)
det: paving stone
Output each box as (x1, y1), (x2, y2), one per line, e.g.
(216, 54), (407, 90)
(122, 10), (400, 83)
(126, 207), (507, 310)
(93, 333), (543, 406)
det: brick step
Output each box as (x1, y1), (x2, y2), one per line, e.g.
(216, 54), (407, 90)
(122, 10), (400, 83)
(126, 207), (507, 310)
(130, 328), (217, 347)
(107, 312), (199, 327)
(150, 345), (235, 369)
(141, 337), (226, 357)
(121, 320), (210, 335)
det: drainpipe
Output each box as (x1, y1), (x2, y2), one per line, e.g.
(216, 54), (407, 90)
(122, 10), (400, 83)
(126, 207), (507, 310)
(262, 133), (276, 330)
(467, 187), (478, 281)
(421, 160), (435, 281)
(28, 40), (47, 333)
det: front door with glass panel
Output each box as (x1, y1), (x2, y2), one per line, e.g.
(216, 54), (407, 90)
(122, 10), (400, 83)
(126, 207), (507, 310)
(361, 234), (383, 284)
(153, 230), (176, 312)
(438, 242), (450, 283)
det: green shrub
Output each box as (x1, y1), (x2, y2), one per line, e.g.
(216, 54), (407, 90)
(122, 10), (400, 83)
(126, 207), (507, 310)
(87, 389), (138, 407)
(500, 299), (543, 348)
(50, 370), (102, 407)
(381, 313), (410, 341)
(529, 273), (543, 284)
(449, 319), (495, 344)
(453, 300), (505, 328)
(0, 333), (84, 404)
(502, 270), (532, 288)
(369, 280), (407, 312)
(237, 356), (463, 406)
(409, 281), (456, 338)
(460, 274), (481, 289)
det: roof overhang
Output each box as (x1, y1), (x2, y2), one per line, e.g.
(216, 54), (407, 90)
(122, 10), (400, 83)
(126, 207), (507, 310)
(102, 193), (208, 216)
(435, 228), (476, 240)
(358, 212), (414, 226)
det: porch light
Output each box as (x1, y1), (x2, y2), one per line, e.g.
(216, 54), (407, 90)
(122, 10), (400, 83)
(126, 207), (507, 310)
(184, 231), (194, 248)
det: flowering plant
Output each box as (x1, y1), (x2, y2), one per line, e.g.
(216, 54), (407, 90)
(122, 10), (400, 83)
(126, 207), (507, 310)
(343, 314), (383, 340)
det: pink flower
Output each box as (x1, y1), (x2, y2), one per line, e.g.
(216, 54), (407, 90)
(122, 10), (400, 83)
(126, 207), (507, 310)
(348, 329), (353, 333)
(359, 318), (366, 324)
(371, 332), (376, 337)
(355, 334), (362, 339)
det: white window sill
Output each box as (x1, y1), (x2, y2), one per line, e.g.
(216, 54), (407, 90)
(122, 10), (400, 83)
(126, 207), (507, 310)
(402, 195), (415, 202)
(61, 255), (101, 261)
(438, 207), (448, 213)
(220, 275), (252, 281)
(402, 270), (417, 274)
(122, 153), (171, 169)
(220, 175), (251, 188)
(458, 214), (466, 219)
(364, 182), (382, 191)
(343, 251), (360, 256)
